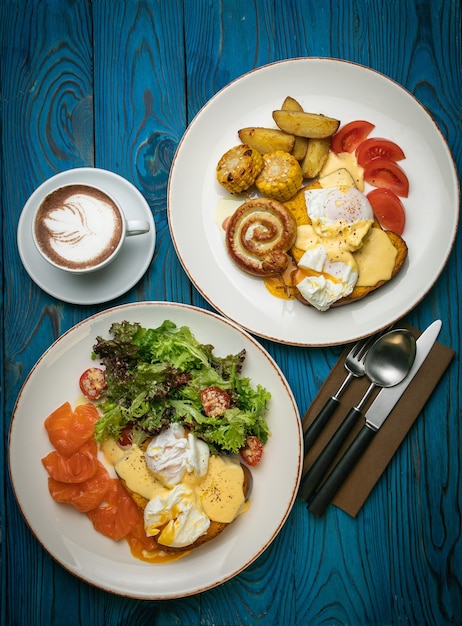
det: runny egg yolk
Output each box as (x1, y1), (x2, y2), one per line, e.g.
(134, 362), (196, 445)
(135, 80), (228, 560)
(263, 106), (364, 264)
(143, 484), (211, 548)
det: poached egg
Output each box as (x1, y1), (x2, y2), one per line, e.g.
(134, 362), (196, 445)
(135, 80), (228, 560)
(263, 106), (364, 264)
(142, 424), (211, 547)
(294, 185), (374, 311)
(145, 422), (209, 488)
(144, 483), (210, 548)
(306, 185), (373, 250)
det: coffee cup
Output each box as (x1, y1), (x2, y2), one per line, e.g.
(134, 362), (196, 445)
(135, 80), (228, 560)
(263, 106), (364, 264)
(32, 183), (150, 273)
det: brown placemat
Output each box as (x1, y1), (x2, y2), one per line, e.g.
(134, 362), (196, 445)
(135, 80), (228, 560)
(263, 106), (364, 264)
(301, 324), (455, 517)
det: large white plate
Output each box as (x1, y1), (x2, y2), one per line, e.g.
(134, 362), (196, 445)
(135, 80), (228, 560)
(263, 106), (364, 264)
(168, 58), (459, 346)
(8, 302), (302, 599)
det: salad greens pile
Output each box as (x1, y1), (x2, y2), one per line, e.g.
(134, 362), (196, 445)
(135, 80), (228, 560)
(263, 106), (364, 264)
(92, 320), (271, 455)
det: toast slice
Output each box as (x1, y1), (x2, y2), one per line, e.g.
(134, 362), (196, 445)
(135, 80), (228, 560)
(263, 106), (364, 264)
(119, 461), (252, 553)
(284, 188), (408, 309)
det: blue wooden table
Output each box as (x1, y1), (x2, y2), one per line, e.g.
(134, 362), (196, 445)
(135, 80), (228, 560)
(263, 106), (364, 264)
(1, 1), (461, 624)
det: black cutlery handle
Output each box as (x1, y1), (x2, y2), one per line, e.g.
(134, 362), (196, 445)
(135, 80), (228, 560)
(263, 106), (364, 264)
(308, 425), (377, 516)
(303, 397), (340, 452)
(299, 406), (362, 501)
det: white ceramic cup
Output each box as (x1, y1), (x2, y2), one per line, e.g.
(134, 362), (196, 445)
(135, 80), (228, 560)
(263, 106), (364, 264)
(32, 183), (150, 273)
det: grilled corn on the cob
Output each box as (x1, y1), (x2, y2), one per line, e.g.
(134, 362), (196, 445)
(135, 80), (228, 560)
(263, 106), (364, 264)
(216, 144), (264, 194)
(255, 151), (303, 202)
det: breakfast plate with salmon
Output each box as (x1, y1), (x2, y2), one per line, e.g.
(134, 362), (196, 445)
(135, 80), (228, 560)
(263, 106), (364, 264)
(168, 58), (459, 346)
(8, 302), (302, 599)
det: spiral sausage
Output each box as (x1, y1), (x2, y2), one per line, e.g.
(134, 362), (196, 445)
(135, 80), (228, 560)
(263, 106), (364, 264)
(225, 197), (297, 276)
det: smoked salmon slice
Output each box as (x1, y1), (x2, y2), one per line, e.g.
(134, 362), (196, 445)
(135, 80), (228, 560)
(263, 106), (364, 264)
(44, 402), (100, 456)
(86, 479), (141, 541)
(125, 517), (158, 558)
(42, 438), (98, 483)
(48, 461), (111, 512)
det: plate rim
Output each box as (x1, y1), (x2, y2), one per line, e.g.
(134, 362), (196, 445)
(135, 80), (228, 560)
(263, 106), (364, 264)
(167, 57), (460, 347)
(8, 301), (302, 599)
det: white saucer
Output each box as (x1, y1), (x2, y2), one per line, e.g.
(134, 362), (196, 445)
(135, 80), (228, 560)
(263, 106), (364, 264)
(17, 168), (156, 305)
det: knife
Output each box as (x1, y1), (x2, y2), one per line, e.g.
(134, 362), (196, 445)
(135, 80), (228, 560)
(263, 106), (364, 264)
(308, 319), (442, 516)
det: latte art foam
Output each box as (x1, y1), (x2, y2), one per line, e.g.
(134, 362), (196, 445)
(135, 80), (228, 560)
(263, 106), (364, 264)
(34, 185), (124, 270)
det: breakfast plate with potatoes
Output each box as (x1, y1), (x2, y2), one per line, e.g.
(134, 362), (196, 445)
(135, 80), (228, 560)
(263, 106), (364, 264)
(8, 302), (302, 599)
(168, 58), (459, 346)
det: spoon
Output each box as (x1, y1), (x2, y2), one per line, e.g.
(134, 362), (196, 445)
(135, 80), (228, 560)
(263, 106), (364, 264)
(300, 329), (416, 502)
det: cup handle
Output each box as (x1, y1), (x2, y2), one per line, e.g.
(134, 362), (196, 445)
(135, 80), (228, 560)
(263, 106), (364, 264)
(125, 220), (150, 235)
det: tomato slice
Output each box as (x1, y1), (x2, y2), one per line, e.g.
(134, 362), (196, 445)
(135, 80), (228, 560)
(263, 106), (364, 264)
(356, 138), (406, 167)
(367, 188), (406, 235)
(79, 367), (107, 400)
(364, 158), (409, 197)
(331, 120), (375, 154)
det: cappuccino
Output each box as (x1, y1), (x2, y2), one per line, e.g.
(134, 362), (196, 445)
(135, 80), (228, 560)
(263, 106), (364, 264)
(34, 185), (124, 271)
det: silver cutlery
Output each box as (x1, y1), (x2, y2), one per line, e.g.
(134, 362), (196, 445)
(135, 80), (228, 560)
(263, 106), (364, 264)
(308, 320), (442, 516)
(300, 328), (416, 501)
(303, 328), (389, 452)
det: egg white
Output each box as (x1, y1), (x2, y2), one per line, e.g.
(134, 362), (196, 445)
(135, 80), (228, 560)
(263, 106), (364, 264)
(145, 423), (209, 488)
(144, 484), (210, 548)
(296, 246), (358, 311)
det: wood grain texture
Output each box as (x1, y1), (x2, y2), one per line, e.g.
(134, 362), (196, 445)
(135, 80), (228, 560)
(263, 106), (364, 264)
(1, 0), (461, 624)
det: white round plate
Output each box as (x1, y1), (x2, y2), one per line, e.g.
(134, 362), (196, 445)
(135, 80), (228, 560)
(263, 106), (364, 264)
(9, 302), (302, 599)
(17, 168), (156, 305)
(168, 58), (459, 346)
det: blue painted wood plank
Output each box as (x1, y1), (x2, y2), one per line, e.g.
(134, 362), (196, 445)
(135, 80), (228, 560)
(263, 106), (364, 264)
(1, 2), (95, 625)
(1, 0), (461, 624)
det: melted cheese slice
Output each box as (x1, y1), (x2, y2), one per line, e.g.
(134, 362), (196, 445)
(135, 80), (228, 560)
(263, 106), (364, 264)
(354, 228), (398, 286)
(319, 152), (365, 191)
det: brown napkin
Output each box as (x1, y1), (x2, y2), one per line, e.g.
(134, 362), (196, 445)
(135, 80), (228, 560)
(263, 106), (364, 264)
(301, 324), (454, 517)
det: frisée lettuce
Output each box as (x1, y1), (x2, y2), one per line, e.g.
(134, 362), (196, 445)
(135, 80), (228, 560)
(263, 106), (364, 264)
(91, 320), (271, 455)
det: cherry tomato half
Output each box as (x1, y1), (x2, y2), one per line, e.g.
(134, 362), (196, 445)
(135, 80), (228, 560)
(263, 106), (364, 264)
(364, 157), (409, 197)
(356, 137), (406, 168)
(331, 120), (375, 154)
(367, 188), (406, 235)
(117, 425), (134, 447)
(79, 367), (107, 400)
(200, 386), (231, 417)
(239, 435), (263, 466)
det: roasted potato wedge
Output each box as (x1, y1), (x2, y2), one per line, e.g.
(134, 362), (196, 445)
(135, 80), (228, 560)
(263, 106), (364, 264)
(292, 137), (308, 162)
(301, 137), (332, 178)
(272, 109), (340, 139)
(281, 96), (308, 161)
(238, 127), (295, 154)
(281, 96), (303, 112)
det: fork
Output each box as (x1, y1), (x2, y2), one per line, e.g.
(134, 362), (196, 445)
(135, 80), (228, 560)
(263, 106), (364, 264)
(303, 331), (385, 454)
(300, 328), (391, 502)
